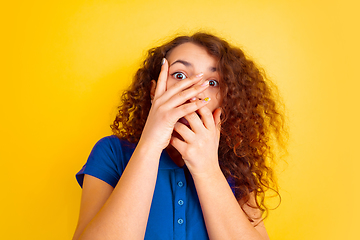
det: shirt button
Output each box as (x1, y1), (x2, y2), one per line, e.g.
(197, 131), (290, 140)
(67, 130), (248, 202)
(178, 199), (184, 206)
(177, 218), (184, 225)
(177, 181), (184, 187)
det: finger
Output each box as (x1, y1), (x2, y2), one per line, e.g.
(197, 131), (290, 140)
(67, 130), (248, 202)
(170, 135), (187, 156)
(213, 108), (222, 138)
(173, 122), (195, 142)
(196, 104), (216, 131)
(154, 58), (169, 98)
(161, 80), (209, 111)
(170, 98), (211, 124)
(158, 72), (204, 102)
(183, 112), (204, 133)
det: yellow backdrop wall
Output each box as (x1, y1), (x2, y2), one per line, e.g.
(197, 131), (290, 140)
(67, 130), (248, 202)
(1, 0), (359, 239)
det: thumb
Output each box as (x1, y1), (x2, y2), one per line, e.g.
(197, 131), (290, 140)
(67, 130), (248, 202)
(154, 58), (169, 97)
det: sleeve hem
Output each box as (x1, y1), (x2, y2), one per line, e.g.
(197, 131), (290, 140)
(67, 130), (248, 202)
(76, 164), (119, 188)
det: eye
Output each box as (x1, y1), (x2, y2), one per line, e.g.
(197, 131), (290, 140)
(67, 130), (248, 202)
(209, 79), (219, 87)
(172, 72), (187, 80)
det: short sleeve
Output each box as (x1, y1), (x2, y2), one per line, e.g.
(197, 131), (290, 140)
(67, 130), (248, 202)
(76, 136), (131, 188)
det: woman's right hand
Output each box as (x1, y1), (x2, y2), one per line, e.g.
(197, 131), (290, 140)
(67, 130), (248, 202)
(138, 58), (211, 151)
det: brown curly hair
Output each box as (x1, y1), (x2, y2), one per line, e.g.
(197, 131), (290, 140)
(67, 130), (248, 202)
(111, 32), (287, 220)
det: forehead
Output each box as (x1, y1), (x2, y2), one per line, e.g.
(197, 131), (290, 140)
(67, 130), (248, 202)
(166, 42), (218, 66)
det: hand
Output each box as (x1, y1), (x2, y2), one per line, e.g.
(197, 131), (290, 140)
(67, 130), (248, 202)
(170, 104), (222, 176)
(138, 59), (212, 151)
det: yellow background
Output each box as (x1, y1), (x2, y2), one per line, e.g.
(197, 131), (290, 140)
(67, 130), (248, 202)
(1, 0), (359, 239)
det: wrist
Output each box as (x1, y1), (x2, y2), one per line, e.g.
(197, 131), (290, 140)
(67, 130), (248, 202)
(136, 137), (164, 157)
(189, 163), (223, 181)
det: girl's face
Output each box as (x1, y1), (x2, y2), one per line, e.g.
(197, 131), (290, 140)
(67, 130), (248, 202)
(166, 42), (223, 113)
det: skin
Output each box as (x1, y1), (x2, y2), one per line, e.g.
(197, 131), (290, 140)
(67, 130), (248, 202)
(72, 43), (270, 240)
(151, 42), (223, 168)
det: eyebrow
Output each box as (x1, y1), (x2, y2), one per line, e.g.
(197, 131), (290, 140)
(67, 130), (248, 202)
(170, 59), (192, 68)
(170, 59), (217, 72)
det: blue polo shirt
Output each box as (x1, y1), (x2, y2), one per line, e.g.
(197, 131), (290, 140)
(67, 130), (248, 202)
(76, 135), (209, 239)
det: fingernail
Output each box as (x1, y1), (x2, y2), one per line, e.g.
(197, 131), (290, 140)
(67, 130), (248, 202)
(161, 58), (166, 65)
(201, 81), (209, 87)
(196, 73), (204, 78)
(202, 97), (211, 102)
(190, 97), (197, 101)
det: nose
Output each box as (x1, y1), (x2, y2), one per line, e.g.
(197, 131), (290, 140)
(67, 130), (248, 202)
(195, 78), (208, 100)
(188, 75), (207, 101)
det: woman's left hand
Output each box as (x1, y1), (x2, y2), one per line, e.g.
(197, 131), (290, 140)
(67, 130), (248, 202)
(170, 105), (222, 176)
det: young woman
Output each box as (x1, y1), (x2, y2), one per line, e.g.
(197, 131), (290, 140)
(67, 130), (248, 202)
(73, 32), (286, 240)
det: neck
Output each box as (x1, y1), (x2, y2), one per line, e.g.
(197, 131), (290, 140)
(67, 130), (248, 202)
(166, 145), (185, 167)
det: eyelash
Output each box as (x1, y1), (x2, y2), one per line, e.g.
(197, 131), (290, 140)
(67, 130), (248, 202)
(171, 72), (219, 87)
(172, 72), (187, 80)
(208, 79), (219, 87)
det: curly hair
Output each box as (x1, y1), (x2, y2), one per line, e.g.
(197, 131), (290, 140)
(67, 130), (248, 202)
(111, 32), (287, 220)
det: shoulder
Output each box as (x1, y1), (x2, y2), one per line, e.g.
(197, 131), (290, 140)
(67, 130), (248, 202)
(76, 136), (137, 188)
(92, 135), (136, 156)
(95, 135), (132, 147)
(88, 135), (137, 170)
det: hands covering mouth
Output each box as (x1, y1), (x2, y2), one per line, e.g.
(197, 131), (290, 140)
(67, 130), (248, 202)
(178, 110), (202, 129)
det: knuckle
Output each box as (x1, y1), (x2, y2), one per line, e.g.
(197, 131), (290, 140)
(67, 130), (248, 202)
(159, 108), (172, 122)
(177, 123), (187, 132)
(157, 104), (166, 113)
(195, 100), (204, 107)
(187, 112), (197, 120)
(182, 103), (194, 112)
(177, 90), (186, 98)
(185, 148), (195, 157)
(204, 110), (212, 117)
(194, 84), (202, 90)
(163, 111), (172, 121)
